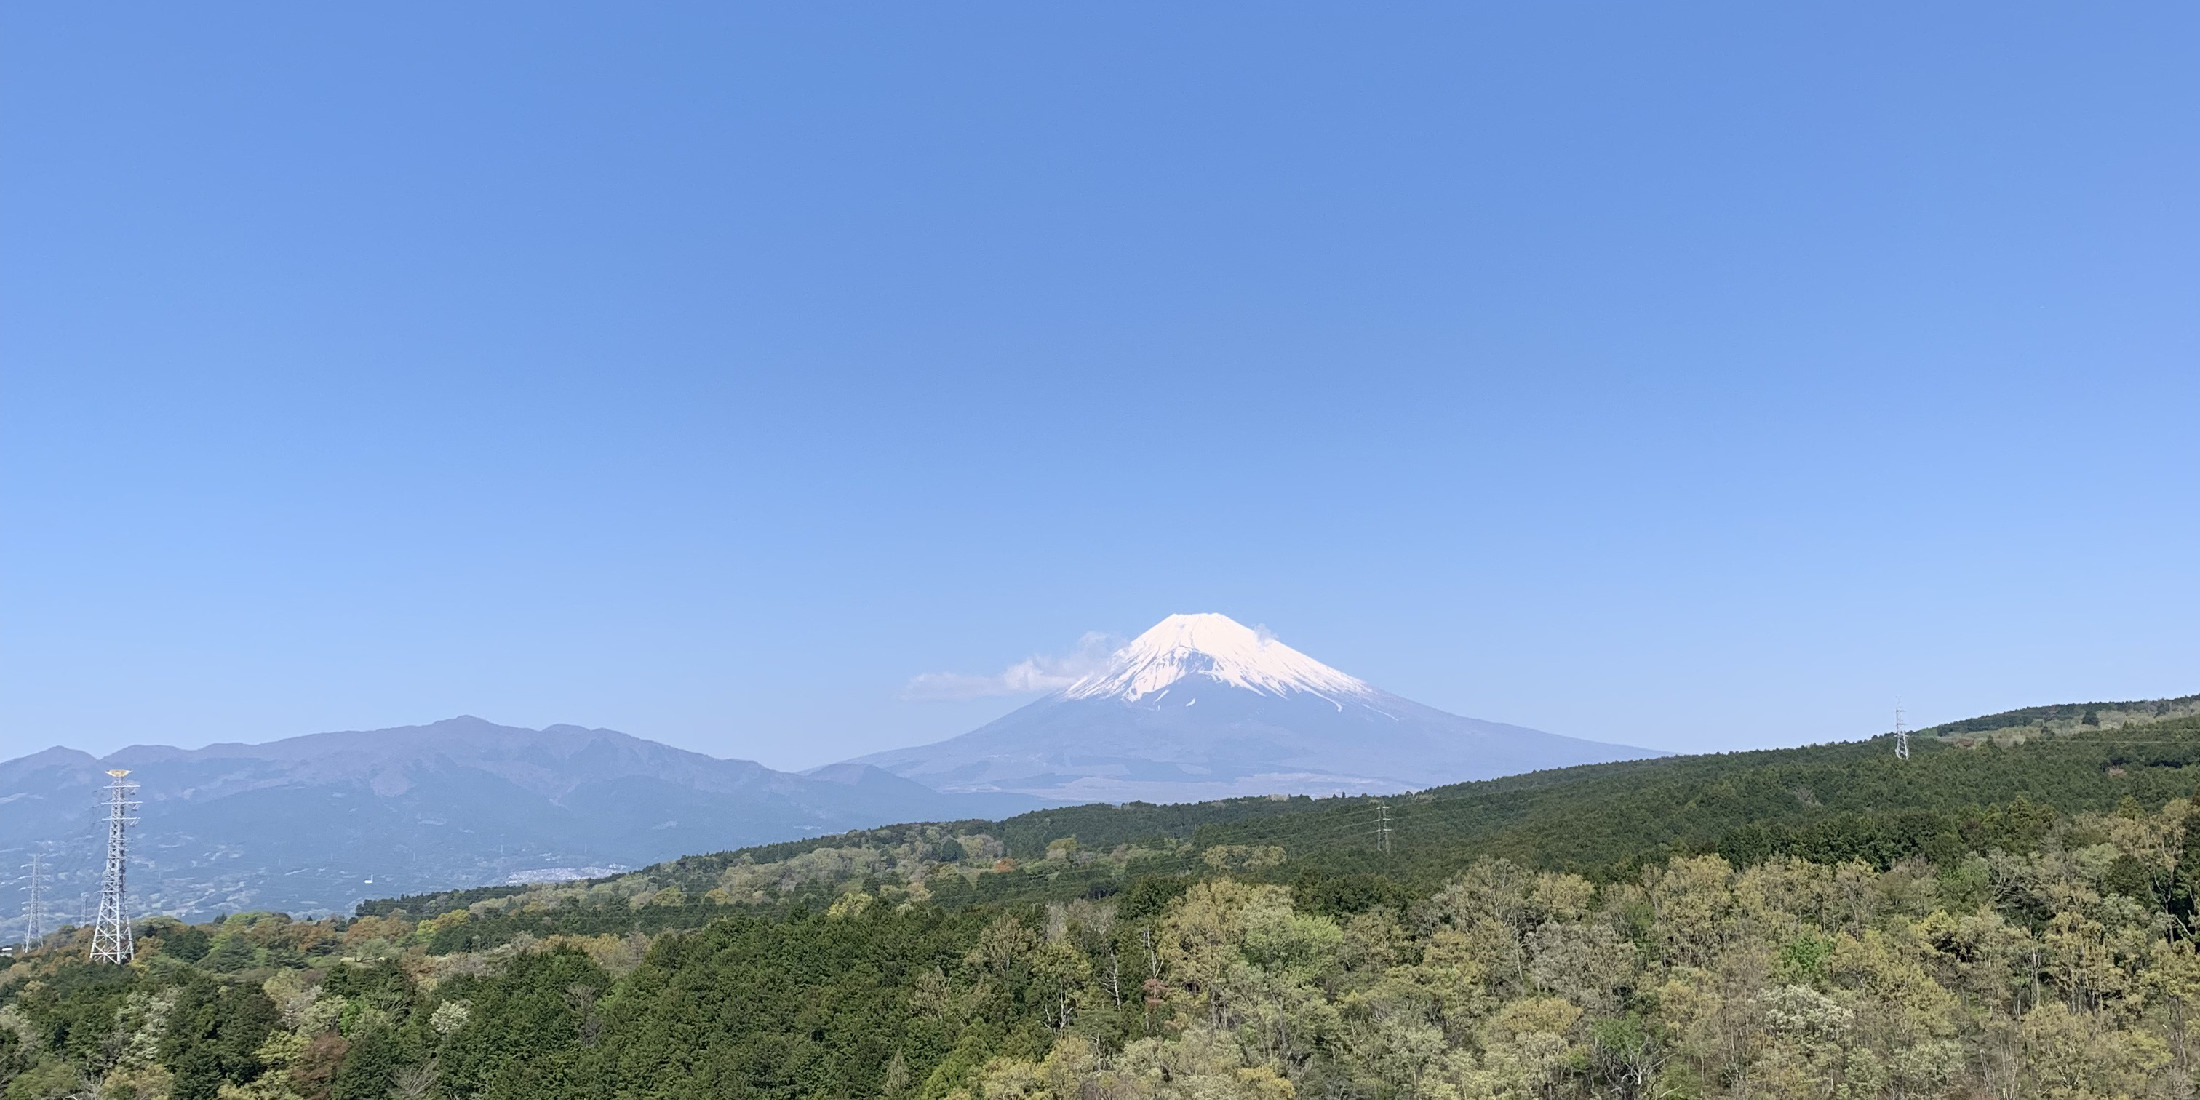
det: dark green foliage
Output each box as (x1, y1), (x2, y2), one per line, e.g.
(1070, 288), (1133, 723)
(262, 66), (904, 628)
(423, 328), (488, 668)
(11, 962), (136, 1070)
(355, 883), (533, 920)
(329, 1025), (401, 1100)
(158, 924), (211, 963)
(360, 712), (2200, 955)
(421, 896), (758, 954)
(1923, 693), (2199, 735)
(0, 1030), (27, 1094)
(5, 696), (2199, 1099)
(1290, 871), (1411, 919)
(323, 957), (413, 1020)
(437, 948), (609, 1100)
(1114, 875), (1193, 923)
(159, 976), (278, 1099)
(581, 907), (1029, 1100)
(202, 934), (256, 972)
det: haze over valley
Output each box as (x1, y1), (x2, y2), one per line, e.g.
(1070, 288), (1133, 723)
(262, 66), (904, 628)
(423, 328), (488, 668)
(0, 613), (1653, 922)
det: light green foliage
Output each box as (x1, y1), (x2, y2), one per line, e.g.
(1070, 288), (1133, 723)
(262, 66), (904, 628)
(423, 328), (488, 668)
(428, 999), (470, 1037)
(7, 838), (2200, 1098)
(11, 703), (2200, 1098)
(3, 1059), (82, 1100)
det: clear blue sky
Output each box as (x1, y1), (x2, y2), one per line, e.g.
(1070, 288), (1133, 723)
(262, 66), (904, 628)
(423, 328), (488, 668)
(4, 4), (2194, 769)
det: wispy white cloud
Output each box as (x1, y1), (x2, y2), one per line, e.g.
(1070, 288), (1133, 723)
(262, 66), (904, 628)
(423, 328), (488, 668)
(901, 631), (1124, 701)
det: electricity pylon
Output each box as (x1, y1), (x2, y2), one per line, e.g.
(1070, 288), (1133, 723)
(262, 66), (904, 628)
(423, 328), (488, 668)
(1376, 802), (1393, 856)
(21, 853), (42, 952)
(1894, 706), (1909, 761)
(89, 770), (138, 963)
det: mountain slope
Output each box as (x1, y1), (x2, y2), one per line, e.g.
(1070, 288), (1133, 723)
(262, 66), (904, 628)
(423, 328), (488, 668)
(0, 717), (1047, 923)
(367, 694), (2200, 935)
(845, 613), (1661, 801)
(16, 699), (2200, 1100)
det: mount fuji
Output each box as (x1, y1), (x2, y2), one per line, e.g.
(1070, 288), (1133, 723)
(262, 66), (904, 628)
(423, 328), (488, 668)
(841, 614), (1663, 803)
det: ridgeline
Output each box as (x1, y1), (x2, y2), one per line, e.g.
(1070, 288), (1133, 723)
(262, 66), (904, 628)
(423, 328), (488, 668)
(3, 696), (2197, 1100)
(372, 700), (2200, 935)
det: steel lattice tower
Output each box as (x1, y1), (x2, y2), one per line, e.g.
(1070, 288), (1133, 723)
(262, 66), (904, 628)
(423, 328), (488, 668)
(1893, 706), (1910, 761)
(21, 853), (42, 952)
(89, 769), (138, 963)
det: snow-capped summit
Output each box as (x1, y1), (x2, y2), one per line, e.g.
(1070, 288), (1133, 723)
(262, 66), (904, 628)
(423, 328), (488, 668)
(1063, 613), (1369, 703)
(841, 613), (1663, 804)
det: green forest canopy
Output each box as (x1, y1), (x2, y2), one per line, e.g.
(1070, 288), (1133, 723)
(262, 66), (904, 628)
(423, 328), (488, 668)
(374, 697), (2200, 926)
(4, 697), (2199, 1100)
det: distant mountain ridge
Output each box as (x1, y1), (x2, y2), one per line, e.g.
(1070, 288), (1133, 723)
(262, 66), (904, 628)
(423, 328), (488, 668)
(0, 717), (1047, 924)
(841, 613), (1663, 802)
(366, 696), (2200, 938)
(0, 616), (1652, 924)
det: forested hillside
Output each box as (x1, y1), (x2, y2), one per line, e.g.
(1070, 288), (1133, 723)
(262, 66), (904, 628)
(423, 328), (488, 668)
(375, 709), (2200, 931)
(4, 706), (2200, 1099)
